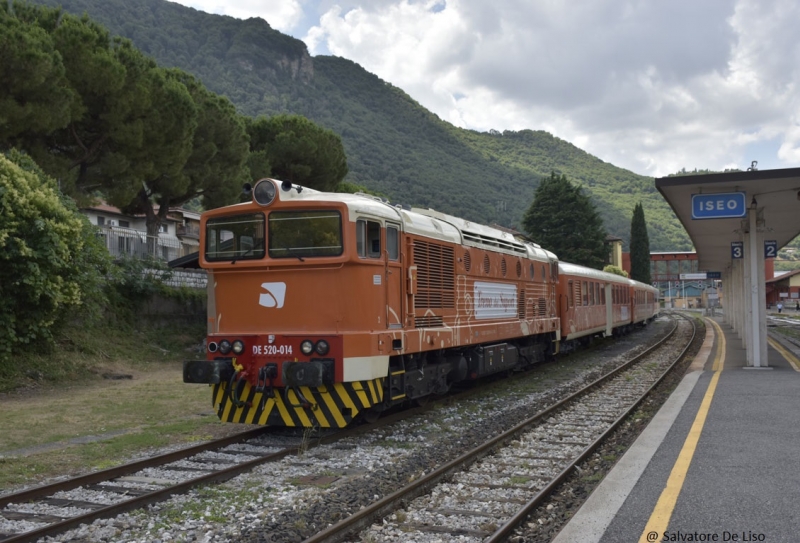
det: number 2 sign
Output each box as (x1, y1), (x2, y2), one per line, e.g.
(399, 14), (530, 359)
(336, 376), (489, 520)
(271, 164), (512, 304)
(765, 240), (777, 259)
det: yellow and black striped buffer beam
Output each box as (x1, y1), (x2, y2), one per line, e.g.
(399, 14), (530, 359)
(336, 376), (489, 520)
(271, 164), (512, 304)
(211, 379), (385, 427)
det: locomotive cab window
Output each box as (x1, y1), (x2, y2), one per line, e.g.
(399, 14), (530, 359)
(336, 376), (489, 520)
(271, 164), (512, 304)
(268, 210), (342, 259)
(206, 213), (266, 261)
(387, 224), (399, 260)
(357, 219), (382, 258)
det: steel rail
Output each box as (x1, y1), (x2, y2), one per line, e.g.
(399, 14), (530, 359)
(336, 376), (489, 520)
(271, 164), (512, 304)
(301, 313), (690, 543)
(0, 426), (270, 509)
(485, 311), (697, 542)
(0, 395), (443, 543)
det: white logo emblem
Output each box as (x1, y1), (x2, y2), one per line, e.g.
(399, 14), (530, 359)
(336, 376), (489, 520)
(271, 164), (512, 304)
(259, 282), (286, 308)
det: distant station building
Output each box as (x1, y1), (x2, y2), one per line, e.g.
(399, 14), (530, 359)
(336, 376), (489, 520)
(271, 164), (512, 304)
(766, 268), (800, 308)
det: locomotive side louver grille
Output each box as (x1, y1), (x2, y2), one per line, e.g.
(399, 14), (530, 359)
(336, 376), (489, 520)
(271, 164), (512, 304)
(518, 290), (526, 319)
(538, 298), (547, 317)
(413, 241), (455, 309)
(415, 315), (444, 328)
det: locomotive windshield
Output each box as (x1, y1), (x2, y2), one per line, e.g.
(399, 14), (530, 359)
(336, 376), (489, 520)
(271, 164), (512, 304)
(268, 210), (343, 259)
(205, 213), (266, 262)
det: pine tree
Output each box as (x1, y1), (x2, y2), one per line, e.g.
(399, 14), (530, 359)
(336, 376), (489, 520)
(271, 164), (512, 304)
(521, 172), (607, 269)
(630, 202), (652, 284)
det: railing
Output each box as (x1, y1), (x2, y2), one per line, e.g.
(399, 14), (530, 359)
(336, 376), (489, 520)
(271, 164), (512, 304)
(98, 226), (193, 262)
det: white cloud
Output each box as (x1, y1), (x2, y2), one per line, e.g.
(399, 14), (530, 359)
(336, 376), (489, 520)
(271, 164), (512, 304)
(303, 0), (800, 177)
(171, 0), (304, 32)
(170, 0), (800, 177)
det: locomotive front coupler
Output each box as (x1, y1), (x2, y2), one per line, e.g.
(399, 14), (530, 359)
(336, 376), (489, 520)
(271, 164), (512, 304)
(255, 364), (278, 409)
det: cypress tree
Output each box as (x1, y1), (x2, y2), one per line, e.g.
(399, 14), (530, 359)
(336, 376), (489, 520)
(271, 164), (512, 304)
(630, 202), (652, 284)
(521, 172), (607, 269)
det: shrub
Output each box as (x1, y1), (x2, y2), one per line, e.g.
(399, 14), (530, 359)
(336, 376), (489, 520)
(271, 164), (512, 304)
(0, 150), (111, 362)
(603, 264), (629, 277)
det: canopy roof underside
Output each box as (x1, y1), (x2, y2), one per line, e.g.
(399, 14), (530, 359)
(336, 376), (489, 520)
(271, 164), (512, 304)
(655, 168), (800, 274)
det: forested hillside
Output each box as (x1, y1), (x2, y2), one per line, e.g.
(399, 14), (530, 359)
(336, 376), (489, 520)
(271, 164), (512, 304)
(31, 0), (692, 251)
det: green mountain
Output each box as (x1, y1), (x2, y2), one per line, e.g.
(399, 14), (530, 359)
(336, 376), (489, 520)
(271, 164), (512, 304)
(31, 0), (691, 251)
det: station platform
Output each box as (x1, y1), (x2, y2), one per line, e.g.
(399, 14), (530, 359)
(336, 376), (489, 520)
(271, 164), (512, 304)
(552, 315), (800, 543)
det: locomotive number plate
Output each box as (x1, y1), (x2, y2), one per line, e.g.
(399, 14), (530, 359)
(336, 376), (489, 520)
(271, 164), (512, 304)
(253, 344), (294, 356)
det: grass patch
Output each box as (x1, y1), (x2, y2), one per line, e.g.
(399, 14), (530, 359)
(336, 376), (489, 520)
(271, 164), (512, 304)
(581, 471), (605, 483)
(0, 416), (227, 489)
(1, 317), (205, 393)
(776, 326), (800, 342)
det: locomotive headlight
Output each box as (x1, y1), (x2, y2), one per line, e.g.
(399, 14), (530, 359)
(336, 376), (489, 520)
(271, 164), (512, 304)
(219, 339), (232, 354)
(315, 340), (330, 355)
(232, 340), (245, 355)
(300, 340), (314, 355)
(253, 179), (276, 206)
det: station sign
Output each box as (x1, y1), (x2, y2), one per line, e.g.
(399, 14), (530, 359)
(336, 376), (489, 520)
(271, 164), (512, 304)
(765, 240), (777, 259)
(731, 241), (743, 259)
(679, 273), (707, 280)
(691, 192), (747, 219)
(706, 271), (722, 279)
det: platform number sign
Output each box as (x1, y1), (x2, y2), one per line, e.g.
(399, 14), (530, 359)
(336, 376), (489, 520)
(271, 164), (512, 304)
(731, 241), (743, 259)
(765, 240), (777, 259)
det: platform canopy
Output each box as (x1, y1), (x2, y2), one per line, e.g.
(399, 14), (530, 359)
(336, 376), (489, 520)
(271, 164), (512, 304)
(655, 168), (800, 273)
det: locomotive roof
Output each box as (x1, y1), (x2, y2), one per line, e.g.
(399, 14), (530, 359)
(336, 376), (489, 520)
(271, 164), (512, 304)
(278, 186), (554, 261)
(255, 181), (558, 262)
(408, 207), (555, 262)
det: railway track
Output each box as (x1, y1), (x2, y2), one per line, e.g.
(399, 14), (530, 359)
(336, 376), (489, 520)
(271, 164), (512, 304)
(0, 426), (297, 542)
(300, 312), (696, 543)
(0, 390), (450, 543)
(0, 315), (687, 543)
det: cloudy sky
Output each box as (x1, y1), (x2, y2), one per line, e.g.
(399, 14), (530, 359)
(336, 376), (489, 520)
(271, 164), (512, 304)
(170, 0), (800, 178)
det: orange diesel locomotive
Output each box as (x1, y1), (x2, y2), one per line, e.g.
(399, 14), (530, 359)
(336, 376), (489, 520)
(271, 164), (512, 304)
(183, 178), (658, 427)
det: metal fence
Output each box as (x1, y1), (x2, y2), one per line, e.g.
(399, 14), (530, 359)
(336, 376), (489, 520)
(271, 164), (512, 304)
(98, 227), (189, 262)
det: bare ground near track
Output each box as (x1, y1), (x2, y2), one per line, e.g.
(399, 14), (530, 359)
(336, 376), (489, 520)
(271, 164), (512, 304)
(0, 361), (251, 492)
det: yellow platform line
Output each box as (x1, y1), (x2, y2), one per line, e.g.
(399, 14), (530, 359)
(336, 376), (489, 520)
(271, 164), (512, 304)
(767, 337), (800, 372)
(638, 318), (725, 542)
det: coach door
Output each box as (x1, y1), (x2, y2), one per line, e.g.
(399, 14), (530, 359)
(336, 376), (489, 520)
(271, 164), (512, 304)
(385, 223), (403, 330)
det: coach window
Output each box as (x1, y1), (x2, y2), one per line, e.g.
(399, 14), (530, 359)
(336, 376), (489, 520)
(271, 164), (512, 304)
(589, 283), (594, 305)
(387, 224), (399, 260)
(601, 284), (606, 304)
(356, 219), (382, 258)
(595, 283), (600, 305)
(582, 281), (589, 306)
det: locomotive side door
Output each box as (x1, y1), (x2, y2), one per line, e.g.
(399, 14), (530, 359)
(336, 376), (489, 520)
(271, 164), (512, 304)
(385, 223), (403, 330)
